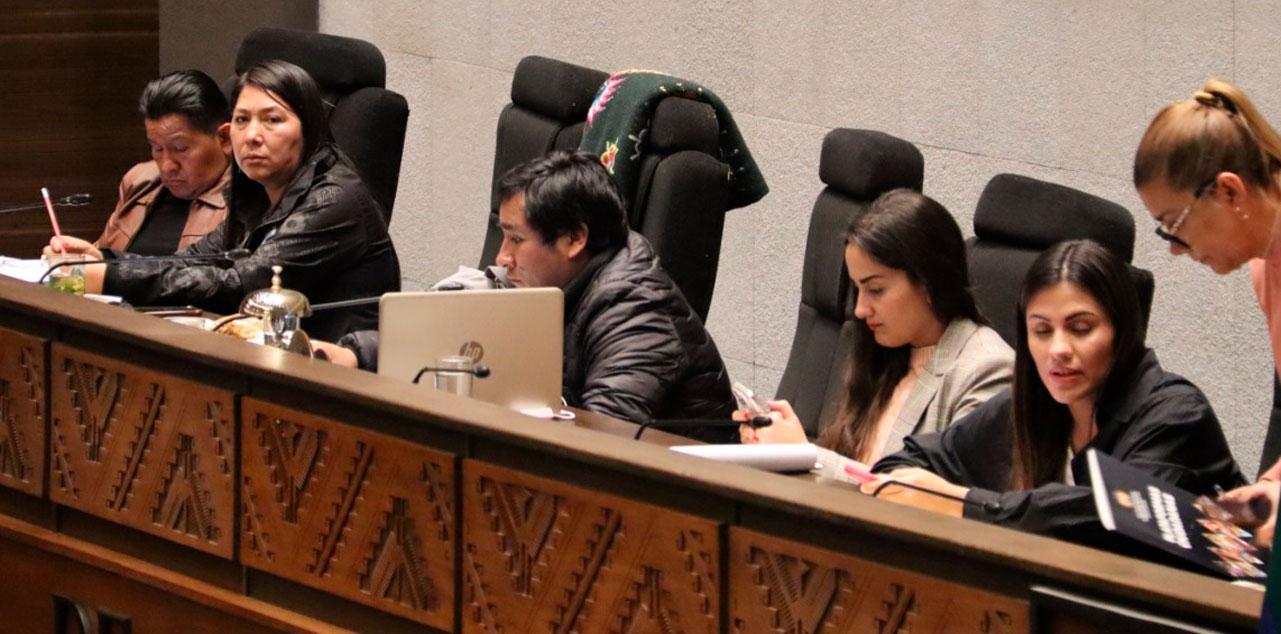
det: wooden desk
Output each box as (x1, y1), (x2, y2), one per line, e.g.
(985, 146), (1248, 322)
(0, 276), (1262, 633)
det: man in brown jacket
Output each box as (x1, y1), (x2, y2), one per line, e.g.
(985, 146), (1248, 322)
(96, 70), (231, 255)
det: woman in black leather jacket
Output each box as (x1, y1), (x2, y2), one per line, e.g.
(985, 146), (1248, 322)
(48, 60), (399, 341)
(870, 240), (1245, 545)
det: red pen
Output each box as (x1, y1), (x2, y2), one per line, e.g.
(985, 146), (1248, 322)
(41, 187), (66, 254)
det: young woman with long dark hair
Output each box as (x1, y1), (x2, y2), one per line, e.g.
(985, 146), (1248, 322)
(740, 189), (1013, 472)
(873, 240), (1245, 536)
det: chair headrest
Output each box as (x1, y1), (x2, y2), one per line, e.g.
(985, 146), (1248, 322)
(819, 129), (924, 199)
(973, 174), (1136, 262)
(236, 28), (386, 93)
(510, 56), (608, 122)
(647, 98), (719, 155)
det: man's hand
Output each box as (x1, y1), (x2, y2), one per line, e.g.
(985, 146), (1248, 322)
(44, 236), (102, 261)
(311, 341), (358, 368)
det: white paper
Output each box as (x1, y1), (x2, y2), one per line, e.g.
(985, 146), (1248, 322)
(0, 257), (46, 283)
(670, 443), (819, 472)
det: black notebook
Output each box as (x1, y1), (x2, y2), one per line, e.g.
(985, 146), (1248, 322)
(1086, 449), (1267, 580)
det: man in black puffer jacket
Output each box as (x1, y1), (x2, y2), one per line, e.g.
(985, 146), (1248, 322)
(325, 151), (735, 436)
(494, 151), (734, 432)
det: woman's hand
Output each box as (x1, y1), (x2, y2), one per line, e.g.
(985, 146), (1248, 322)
(859, 467), (969, 517)
(1217, 480), (1280, 548)
(311, 341), (359, 368)
(43, 236), (102, 261)
(737, 399), (809, 444)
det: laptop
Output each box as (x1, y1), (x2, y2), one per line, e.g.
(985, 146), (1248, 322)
(377, 288), (563, 410)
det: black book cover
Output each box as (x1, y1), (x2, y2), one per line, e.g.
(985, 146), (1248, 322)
(1086, 449), (1266, 580)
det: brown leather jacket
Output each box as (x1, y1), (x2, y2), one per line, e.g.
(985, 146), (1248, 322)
(96, 161), (230, 252)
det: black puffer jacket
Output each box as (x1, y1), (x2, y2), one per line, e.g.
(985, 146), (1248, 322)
(104, 144), (400, 341)
(562, 232), (734, 431)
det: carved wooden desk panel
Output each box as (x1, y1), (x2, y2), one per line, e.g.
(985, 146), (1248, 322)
(0, 326), (46, 497)
(48, 344), (236, 559)
(239, 398), (456, 631)
(462, 460), (720, 634)
(730, 528), (1029, 634)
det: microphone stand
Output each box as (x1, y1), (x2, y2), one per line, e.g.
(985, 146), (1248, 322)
(0, 193), (92, 215)
(867, 478), (1003, 515)
(634, 416), (772, 440)
(37, 249), (250, 284)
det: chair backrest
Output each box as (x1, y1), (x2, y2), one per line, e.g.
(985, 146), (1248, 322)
(479, 56), (609, 268)
(481, 58), (736, 322)
(624, 96), (729, 322)
(968, 174), (1155, 346)
(235, 27), (409, 223)
(774, 129), (925, 436)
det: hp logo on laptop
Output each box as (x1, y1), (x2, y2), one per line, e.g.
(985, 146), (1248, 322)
(458, 341), (484, 362)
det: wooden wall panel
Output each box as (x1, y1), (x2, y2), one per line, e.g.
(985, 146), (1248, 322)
(0, 1), (158, 257)
(729, 528), (1028, 634)
(239, 398), (455, 630)
(0, 326), (47, 497)
(462, 460), (720, 634)
(48, 344), (236, 558)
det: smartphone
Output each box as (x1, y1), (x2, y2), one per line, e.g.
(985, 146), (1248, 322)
(731, 381), (770, 418)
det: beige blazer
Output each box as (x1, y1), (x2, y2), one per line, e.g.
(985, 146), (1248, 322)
(817, 317), (1013, 476)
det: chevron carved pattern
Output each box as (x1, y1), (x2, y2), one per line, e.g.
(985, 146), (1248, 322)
(462, 460), (719, 634)
(239, 399), (454, 630)
(0, 331), (49, 496)
(730, 529), (1029, 634)
(48, 345), (234, 557)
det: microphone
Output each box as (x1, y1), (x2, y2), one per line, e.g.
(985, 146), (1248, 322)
(634, 415), (772, 440)
(411, 364), (491, 384)
(307, 284), (467, 313)
(0, 193), (92, 215)
(37, 248), (252, 284)
(866, 477), (1004, 515)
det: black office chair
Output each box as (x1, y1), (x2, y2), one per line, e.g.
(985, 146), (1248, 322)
(235, 27), (409, 224)
(774, 129), (925, 436)
(481, 58), (737, 322)
(479, 56), (609, 268)
(623, 97), (731, 322)
(968, 173), (1155, 346)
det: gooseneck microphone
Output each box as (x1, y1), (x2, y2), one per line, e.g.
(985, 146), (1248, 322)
(411, 364), (491, 384)
(634, 415), (772, 440)
(867, 478), (1003, 515)
(0, 193), (92, 215)
(37, 248), (252, 284)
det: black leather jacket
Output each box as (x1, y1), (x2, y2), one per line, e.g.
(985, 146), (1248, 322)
(562, 232), (734, 431)
(104, 144), (400, 341)
(875, 349), (1246, 546)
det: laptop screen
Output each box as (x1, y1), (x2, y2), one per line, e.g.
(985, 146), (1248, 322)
(377, 288), (563, 410)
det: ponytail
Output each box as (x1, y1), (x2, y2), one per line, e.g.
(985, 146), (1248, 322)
(1134, 78), (1281, 194)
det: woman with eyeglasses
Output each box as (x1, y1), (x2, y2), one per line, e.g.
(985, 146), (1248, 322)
(1133, 79), (1281, 545)
(870, 240), (1245, 542)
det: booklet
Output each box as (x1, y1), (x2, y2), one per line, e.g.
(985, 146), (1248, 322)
(1087, 449), (1266, 580)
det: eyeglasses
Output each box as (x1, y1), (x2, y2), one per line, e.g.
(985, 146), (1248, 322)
(1153, 180), (1216, 249)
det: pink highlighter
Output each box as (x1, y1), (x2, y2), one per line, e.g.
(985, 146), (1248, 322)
(843, 462), (878, 485)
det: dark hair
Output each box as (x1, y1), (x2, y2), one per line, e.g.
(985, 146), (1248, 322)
(496, 150), (628, 253)
(818, 189), (985, 461)
(229, 60), (332, 163)
(1009, 240), (1146, 490)
(1134, 79), (1281, 195)
(138, 70), (229, 134)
